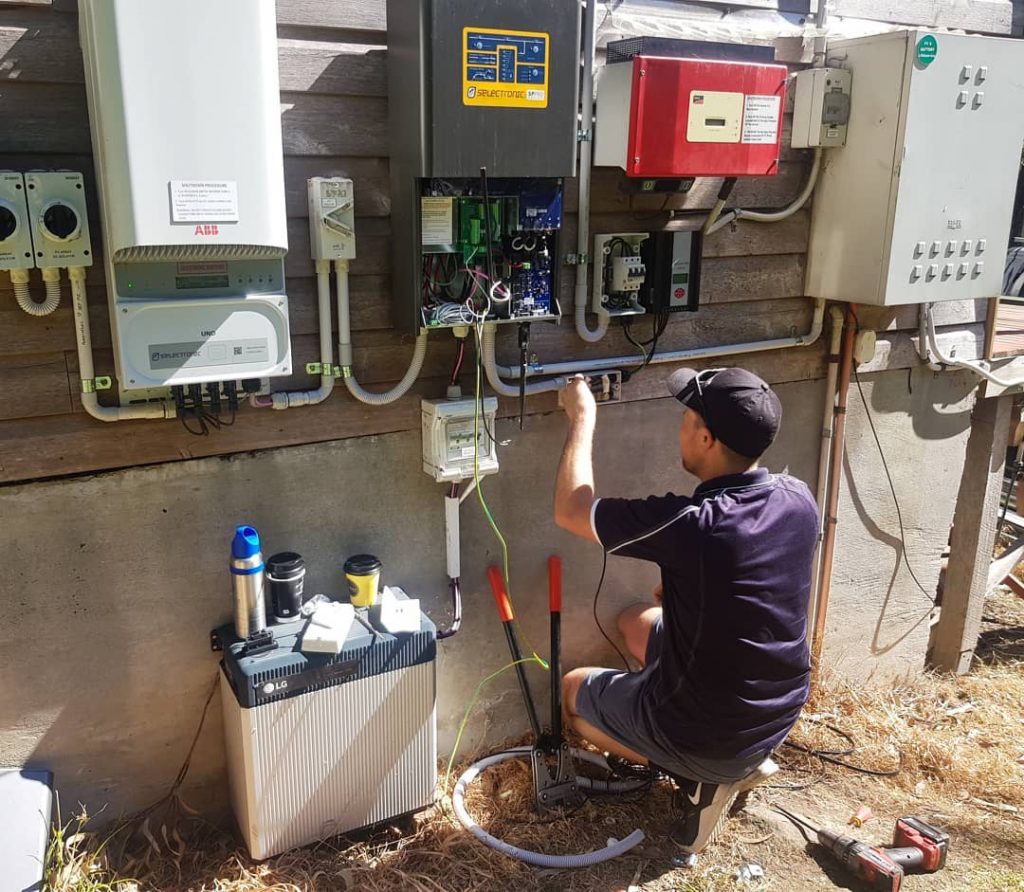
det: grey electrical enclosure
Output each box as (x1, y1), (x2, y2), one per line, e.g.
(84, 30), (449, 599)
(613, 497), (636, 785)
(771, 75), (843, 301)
(387, 0), (581, 177)
(387, 0), (582, 332)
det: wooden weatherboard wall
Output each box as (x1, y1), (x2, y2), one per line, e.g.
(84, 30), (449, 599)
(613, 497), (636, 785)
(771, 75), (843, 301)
(0, 0), (1014, 484)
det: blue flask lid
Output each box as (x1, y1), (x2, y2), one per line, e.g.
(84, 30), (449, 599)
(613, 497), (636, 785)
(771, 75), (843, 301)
(232, 525), (261, 559)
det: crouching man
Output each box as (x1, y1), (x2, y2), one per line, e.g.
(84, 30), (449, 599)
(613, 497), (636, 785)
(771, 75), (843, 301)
(553, 368), (818, 852)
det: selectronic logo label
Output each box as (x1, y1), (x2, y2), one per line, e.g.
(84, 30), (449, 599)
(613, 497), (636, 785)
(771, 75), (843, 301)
(463, 26), (549, 109)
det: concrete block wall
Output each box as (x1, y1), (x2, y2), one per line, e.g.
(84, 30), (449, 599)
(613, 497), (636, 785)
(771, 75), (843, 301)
(0, 369), (977, 819)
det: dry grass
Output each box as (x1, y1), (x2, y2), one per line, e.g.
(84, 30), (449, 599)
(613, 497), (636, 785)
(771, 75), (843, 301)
(46, 588), (1024, 892)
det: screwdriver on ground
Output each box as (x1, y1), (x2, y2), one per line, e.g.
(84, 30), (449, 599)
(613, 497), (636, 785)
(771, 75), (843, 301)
(773, 805), (904, 892)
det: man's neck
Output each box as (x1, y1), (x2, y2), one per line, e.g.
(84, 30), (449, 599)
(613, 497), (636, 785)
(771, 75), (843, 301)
(697, 460), (759, 483)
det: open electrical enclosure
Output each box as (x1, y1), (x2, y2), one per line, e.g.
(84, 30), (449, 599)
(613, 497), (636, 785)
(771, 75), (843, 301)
(386, 0), (582, 334)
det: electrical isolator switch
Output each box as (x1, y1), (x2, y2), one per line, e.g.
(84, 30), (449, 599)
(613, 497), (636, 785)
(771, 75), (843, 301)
(927, 264), (938, 280)
(930, 241), (941, 257)
(592, 232), (649, 316)
(960, 65), (973, 82)
(945, 241), (957, 256)
(957, 90), (969, 108)
(910, 265), (922, 281)
(977, 66), (988, 83)
(958, 262), (969, 277)
(977, 239), (987, 254)
(914, 241), (925, 258)
(307, 177), (356, 261)
(791, 67), (853, 148)
(610, 255), (646, 292)
(0, 172), (34, 271)
(961, 240), (972, 254)
(24, 171), (93, 268)
(974, 261), (984, 276)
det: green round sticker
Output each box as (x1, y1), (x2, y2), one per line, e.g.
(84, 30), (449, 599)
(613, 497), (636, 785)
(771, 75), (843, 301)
(916, 34), (938, 67)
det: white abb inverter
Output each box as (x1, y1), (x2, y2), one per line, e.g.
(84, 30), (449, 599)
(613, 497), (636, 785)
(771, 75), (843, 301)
(78, 0), (292, 390)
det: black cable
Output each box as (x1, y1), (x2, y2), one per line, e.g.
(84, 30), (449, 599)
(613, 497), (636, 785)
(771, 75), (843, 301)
(179, 409), (207, 436)
(852, 368), (938, 605)
(592, 550), (632, 671)
(783, 718), (902, 777)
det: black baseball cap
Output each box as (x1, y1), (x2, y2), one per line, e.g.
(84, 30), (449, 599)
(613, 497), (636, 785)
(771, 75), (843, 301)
(666, 367), (782, 458)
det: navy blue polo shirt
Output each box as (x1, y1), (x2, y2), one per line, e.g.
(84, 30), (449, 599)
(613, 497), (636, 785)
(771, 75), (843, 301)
(592, 468), (818, 760)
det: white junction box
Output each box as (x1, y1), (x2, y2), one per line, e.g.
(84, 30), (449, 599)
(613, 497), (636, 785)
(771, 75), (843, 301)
(24, 172), (93, 269)
(0, 172), (32, 270)
(308, 177), (356, 261)
(78, 0), (291, 390)
(791, 68), (852, 148)
(806, 30), (1024, 307)
(422, 397), (499, 482)
(592, 233), (648, 316)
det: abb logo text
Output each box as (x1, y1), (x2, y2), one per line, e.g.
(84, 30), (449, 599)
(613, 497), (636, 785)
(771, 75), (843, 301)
(194, 224), (220, 237)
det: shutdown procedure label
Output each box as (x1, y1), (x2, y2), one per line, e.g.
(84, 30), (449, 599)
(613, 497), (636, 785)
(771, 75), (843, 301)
(463, 27), (549, 109)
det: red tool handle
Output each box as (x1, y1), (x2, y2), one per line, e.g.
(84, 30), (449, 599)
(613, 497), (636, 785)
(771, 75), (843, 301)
(487, 565), (514, 623)
(855, 846), (903, 892)
(893, 818), (948, 872)
(548, 555), (562, 613)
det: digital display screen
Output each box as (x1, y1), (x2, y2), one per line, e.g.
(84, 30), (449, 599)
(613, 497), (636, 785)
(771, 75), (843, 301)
(672, 273), (689, 284)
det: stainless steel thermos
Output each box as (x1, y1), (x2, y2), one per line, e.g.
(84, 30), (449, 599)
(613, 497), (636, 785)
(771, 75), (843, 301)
(231, 525), (267, 638)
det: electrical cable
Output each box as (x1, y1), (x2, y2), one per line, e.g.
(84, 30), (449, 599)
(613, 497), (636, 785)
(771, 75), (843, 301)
(591, 550), (632, 672)
(472, 327), (546, 668)
(782, 716), (902, 777)
(451, 337), (466, 385)
(852, 367), (938, 605)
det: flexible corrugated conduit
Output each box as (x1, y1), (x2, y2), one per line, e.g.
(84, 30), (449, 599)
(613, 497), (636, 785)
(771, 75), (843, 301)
(451, 746), (645, 867)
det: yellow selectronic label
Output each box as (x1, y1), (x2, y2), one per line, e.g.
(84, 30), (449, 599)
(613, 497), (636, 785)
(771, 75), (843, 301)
(462, 27), (549, 109)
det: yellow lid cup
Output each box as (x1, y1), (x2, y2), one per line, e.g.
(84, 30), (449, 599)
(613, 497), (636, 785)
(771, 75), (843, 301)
(344, 554), (382, 608)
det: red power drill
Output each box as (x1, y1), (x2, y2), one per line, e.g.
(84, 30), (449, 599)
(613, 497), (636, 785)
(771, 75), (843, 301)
(884, 816), (950, 874)
(775, 806), (905, 891)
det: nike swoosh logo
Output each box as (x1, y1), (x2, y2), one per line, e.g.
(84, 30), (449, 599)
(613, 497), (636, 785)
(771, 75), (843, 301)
(687, 783), (702, 807)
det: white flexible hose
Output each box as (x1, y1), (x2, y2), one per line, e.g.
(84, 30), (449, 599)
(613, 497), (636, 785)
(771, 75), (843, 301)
(12, 271), (60, 316)
(68, 267), (173, 421)
(706, 147), (823, 235)
(573, 0), (608, 344)
(922, 302), (1024, 388)
(344, 331), (429, 405)
(335, 259), (430, 405)
(451, 747), (645, 868)
(481, 324), (565, 396)
(269, 260), (335, 409)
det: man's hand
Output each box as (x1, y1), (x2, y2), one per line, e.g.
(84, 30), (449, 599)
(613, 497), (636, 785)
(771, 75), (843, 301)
(562, 375), (596, 426)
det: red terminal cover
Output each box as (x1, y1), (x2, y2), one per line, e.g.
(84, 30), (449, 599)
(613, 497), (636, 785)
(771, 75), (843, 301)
(487, 565), (514, 623)
(548, 555), (562, 613)
(626, 55), (787, 178)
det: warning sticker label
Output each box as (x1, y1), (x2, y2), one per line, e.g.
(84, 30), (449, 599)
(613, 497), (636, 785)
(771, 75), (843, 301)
(741, 95), (781, 145)
(421, 197), (454, 246)
(463, 27), (549, 109)
(170, 180), (239, 223)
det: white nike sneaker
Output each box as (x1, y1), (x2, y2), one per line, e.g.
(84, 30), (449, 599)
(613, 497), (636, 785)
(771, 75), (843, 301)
(670, 758), (779, 853)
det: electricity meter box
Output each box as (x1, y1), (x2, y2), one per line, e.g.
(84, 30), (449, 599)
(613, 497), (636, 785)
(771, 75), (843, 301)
(387, 0), (581, 333)
(595, 47), (788, 178)
(806, 30), (1024, 307)
(78, 0), (291, 391)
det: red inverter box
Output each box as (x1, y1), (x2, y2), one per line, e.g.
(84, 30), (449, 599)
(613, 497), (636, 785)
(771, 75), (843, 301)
(595, 55), (788, 178)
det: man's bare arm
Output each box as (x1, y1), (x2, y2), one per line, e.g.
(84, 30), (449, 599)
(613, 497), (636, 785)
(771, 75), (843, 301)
(554, 376), (599, 543)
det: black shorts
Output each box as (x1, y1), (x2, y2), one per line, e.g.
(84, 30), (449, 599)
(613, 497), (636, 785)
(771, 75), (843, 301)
(574, 613), (767, 784)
